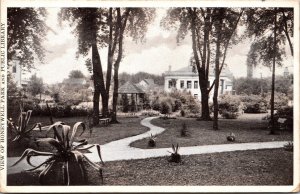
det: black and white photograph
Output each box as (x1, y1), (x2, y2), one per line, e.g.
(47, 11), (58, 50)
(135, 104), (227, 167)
(0, 0), (299, 192)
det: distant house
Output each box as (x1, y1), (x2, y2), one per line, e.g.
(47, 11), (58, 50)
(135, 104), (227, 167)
(164, 65), (234, 101)
(9, 59), (29, 88)
(136, 79), (162, 93)
(63, 78), (87, 85)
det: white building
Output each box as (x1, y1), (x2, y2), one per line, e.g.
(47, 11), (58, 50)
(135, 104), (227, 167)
(164, 65), (234, 101)
(9, 59), (29, 87)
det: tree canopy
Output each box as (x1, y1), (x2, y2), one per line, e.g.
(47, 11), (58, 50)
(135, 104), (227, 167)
(27, 74), (44, 97)
(68, 70), (85, 79)
(162, 8), (243, 123)
(7, 8), (48, 70)
(59, 8), (155, 123)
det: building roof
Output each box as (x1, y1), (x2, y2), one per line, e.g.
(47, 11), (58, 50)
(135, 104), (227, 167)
(165, 65), (233, 78)
(143, 79), (155, 85)
(118, 82), (145, 94)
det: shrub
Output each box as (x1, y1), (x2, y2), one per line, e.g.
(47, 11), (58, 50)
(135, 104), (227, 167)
(140, 110), (160, 117)
(160, 100), (172, 115)
(180, 109), (186, 117)
(221, 111), (240, 119)
(161, 97), (176, 112)
(151, 91), (200, 116)
(11, 122), (104, 185)
(185, 96), (201, 114)
(180, 122), (189, 137)
(265, 92), (289, 110)
(151, 96), (161, 111)
(218, 95), (243, 119)
(276, 106), (293, 130)
(240, 95), (268, 113)
(277, 106), (293, 117)
(174, 99), (182, 112)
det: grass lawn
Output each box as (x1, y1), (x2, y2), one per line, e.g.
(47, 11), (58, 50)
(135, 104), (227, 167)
(7, 116), (148, 157)
(7, 148), (293, 186)
(131, 113), (293, 149)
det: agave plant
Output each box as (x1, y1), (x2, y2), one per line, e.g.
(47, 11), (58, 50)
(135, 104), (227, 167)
(7, 108), (42, 142)
(11, 121), (104, 185)
(227, 132), (236, 142)
(284, 141), (293, 152)
(168, 143), (181, 163)
(148, 133), (156, 147)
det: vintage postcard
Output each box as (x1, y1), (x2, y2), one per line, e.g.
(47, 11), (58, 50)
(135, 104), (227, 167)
(0, 0), (299, 192)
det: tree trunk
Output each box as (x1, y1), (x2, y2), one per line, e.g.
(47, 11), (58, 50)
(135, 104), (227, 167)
(111, 66), (120, 123)
(91, 42), (105, 125)
(93, 87), (100, 125)
(189, 8), (211, 121)
(270, 9), (277, 135)
(101, 94), (109, 118)
(199, 73), (211, 120)
(213, 10), (223, 130)
(200, 90), (211, 120)
(110, 8), (129, 122)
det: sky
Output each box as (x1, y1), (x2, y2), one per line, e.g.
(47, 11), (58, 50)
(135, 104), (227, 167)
(27, 8), (293, 84)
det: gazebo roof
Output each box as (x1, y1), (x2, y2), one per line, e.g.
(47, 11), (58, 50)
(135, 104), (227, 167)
(118, 82), (145, 94)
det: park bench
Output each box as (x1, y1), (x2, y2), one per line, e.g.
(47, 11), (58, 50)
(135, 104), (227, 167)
(99, 117), (110, 126)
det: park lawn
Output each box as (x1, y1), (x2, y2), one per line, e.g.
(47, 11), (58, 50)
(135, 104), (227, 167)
(7, 148), (293, 185)
(7, 116), (148, 157)
(131, 113), (293, 149)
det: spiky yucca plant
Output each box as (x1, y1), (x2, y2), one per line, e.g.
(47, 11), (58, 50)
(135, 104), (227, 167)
(7, 109), (42, 142)
(148, 133), (156, 147)
(11, 121), (104, 185)
(227, 132), (236, 142)
(168, 144), (181, 163)
(284, 141), (293, 152)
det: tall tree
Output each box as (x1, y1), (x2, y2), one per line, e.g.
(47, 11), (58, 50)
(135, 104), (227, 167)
(245, 8), (293, 134)
(27, 73), (44, 100)
(162, 8), (242, 122)
(59, 8), (155, 124)
(59, 8), (107, 125)
(162, 8), (213, 120)
(211, 8), (243, 130)
(7, 8), (48, 70)
(111, 8), (155, 123)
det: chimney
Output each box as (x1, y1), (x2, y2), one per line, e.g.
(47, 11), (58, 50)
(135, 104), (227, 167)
(168, 65), (172, 72)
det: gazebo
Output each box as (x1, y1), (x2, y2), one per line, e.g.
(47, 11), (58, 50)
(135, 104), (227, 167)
(118, 82), (145, 112)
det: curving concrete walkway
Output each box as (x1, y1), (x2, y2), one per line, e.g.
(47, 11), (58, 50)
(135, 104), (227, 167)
(7, 116), (289, 174)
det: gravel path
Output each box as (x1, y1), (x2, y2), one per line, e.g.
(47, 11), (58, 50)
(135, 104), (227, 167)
(7, 116), (289, 174)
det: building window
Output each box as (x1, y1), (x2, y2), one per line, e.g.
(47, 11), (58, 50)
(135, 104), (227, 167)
(194, 81), (198, 89)
(187, 81), (192, 89)
(168, 79), (176, 88)
(194, 94), (198, 99)
(180, 80), (184, 89)
(207, 81), (210, 88)
(13, 65), (17, 73)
